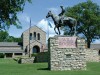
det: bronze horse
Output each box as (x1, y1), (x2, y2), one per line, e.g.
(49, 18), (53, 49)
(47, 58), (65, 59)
(46, 11), (77, 35)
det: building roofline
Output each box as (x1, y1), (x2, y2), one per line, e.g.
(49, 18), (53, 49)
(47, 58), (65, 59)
(0, 49), (24, 53)
(22, 25), (46, 34)
(90, 43), (100, 49)
(91, 43), (100, 44)
(0, 42), (22, 47)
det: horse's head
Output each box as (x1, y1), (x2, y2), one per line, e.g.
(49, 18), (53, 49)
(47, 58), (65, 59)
(46, 11), (52, 18)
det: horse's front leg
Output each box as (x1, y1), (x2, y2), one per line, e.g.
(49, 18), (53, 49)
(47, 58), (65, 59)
(57, 27), (60, 35)
(54, 27), (58, 34)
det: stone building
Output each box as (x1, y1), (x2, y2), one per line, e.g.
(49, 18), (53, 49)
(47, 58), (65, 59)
(0, 26), (46, 58)
(0, 42), (23, 58)
(90, 43), (100, 50)
(22, 25), (46, 55)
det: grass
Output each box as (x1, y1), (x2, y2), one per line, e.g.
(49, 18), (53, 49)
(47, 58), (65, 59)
(0, 58), (100, 75)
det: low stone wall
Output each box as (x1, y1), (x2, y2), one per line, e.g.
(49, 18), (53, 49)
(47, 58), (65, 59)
(48, 36), (86, 71)
(20, 57), (35, 64)
(85, 49), (100, 62)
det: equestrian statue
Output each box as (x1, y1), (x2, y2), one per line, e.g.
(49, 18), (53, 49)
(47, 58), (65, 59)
(46, 6), (77, 36)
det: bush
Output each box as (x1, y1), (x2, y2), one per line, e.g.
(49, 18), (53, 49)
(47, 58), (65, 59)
(31, 53), (38, 63)
(0, 53), (4, 58)
(31, 52), (48, 63)
(31, 53), (38, 57)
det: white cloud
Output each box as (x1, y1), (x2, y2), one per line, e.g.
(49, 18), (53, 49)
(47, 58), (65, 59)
(17, 13), (37, 32)
(9, 16), (64, 38)
(37, 19), (64, 38)
(37, 19), (56, 37)
(18, 13), (30, 23)
(18, 13), (36, 25)
(9, 13), (37, 37)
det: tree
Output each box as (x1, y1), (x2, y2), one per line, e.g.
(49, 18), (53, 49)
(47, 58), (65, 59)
(0, 0), (31, 30)
(7, 36), (22, 42)
(0, 30), (22, 42)
(0, 31), (9, 42)
(63, 0), (100, 48)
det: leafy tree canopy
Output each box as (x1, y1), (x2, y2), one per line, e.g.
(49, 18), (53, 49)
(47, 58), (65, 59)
(0, 30), (9, 42)
(0, 31), (22, 42)
(0, 0), (31, 30)
(63, 0), (100, 48)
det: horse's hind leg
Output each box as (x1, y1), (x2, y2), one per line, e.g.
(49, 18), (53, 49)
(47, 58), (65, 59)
(73, 26), (76, 36)
(57, 27), (60, 35)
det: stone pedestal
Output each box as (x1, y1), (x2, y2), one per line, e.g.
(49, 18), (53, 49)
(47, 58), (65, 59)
(48, 36), (86, 71)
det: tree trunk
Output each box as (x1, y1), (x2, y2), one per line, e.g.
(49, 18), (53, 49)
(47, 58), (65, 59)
(87, 40), (91, 48)
(87, 27), (91, 48)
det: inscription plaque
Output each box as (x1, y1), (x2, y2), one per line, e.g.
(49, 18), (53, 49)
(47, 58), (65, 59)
(58, 37), (77, 48)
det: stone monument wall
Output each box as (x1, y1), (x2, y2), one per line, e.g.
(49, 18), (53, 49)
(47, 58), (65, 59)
(48, 36), (86, 71)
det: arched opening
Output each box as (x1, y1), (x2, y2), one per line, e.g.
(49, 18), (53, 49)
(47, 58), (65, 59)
(34, 32), (36, 40)
(29, 33), (32, 40)
(37, 33), (40, 40)
(33, 45), (40, 53)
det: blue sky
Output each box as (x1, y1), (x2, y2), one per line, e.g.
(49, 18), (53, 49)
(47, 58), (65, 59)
(8, 0), (100, 43)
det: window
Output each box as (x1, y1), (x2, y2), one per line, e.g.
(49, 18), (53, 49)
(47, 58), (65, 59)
(37, 33), (40, 40)
(15, 53), (22, 55)
(66, 54), (71, 58)
(29, 33), (32, 40)
(34, 32), (36, 40)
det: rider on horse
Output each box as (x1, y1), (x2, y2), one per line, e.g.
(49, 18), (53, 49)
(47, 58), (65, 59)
(58, 6), (65, 25)
(46, 6), (77, 35)
(59, 6), (74, 26)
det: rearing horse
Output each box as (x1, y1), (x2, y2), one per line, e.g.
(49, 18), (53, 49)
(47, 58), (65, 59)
(46, 11), (77, 35)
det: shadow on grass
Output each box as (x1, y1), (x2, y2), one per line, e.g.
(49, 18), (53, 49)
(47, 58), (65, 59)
(37, 68), (50, 71)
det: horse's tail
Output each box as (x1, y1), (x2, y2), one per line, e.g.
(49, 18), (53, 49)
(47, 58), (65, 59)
(74, 19), (77, 35)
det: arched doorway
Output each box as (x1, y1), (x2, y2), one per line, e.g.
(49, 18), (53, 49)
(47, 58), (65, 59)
(33, 45), (40, 53)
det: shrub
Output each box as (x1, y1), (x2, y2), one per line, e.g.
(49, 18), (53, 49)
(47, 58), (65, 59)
(31, 52), (48, 63)
(31, 53), (38, 57)
(0, 53), (4, 58)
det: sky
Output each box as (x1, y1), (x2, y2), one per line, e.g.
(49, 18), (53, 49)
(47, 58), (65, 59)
(8, 0), (100, 43)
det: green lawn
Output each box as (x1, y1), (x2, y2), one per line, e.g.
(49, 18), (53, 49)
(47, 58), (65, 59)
(0, 58), (100, 75)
